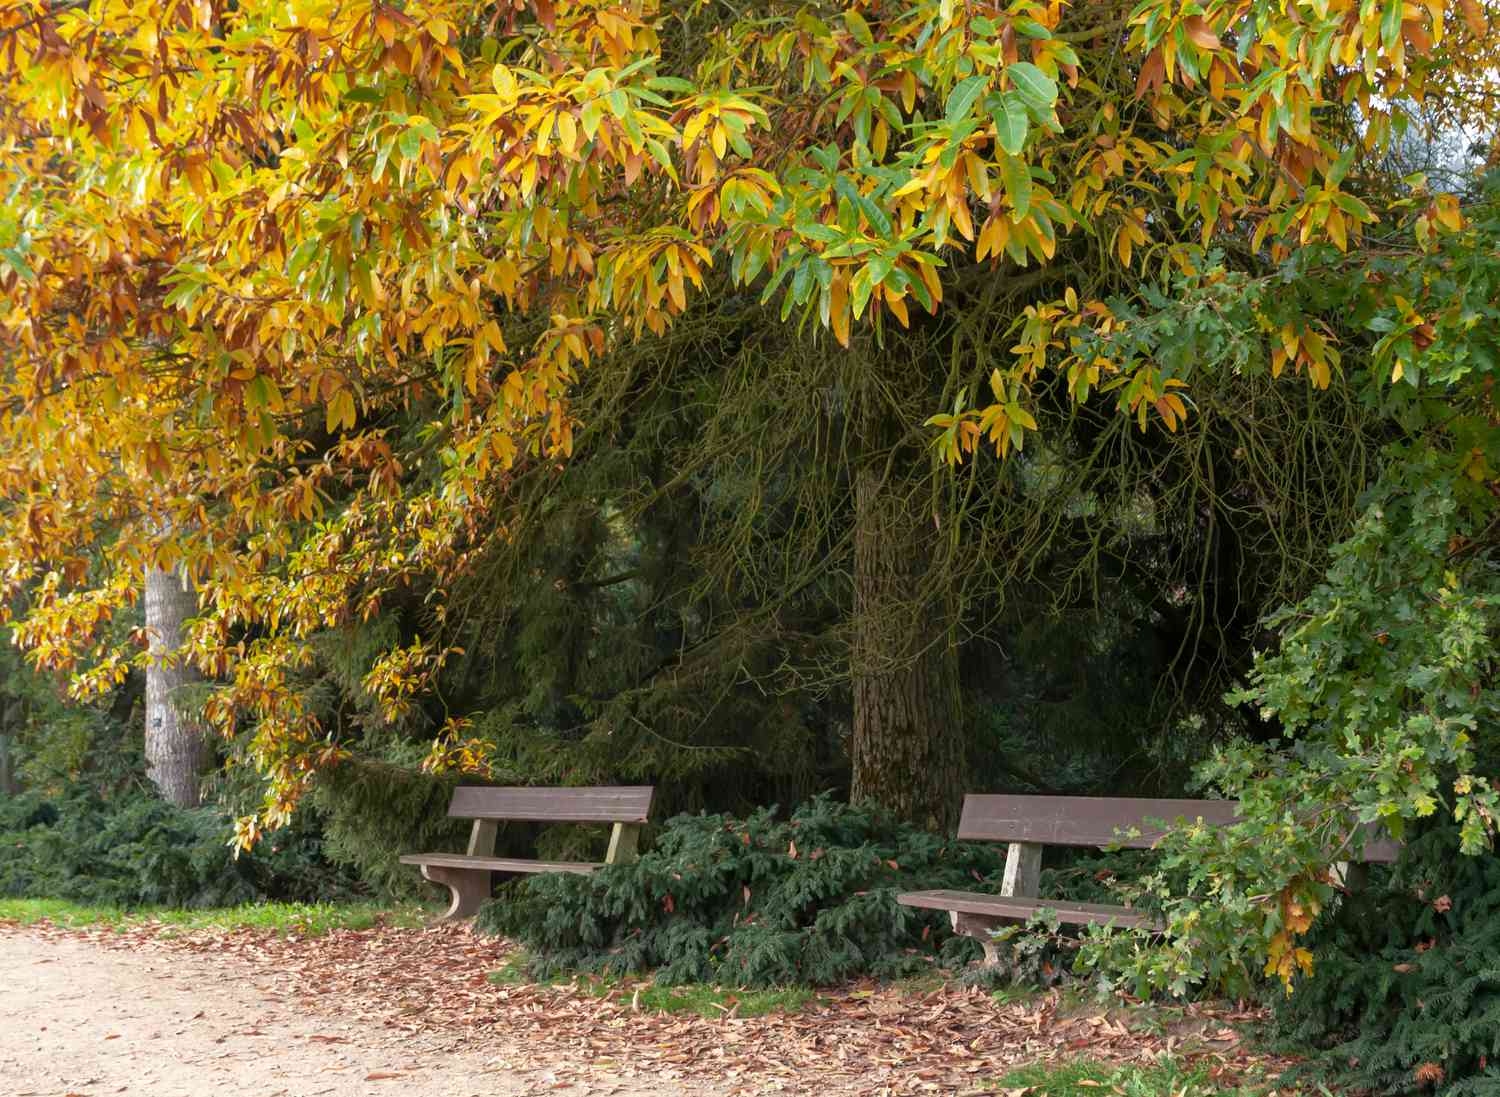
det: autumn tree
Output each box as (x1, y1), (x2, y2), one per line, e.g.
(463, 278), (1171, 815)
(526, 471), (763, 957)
(1, 0), (1497, 849)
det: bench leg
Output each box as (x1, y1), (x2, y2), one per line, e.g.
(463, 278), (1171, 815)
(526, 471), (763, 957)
(952, 911), (1005, 966)
(420, 865), (492, 920)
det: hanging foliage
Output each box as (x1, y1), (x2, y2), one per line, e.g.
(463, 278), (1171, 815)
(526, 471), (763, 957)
(1, 0), (1496, 845)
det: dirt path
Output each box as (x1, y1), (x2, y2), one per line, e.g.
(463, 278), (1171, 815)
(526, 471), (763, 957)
(0, 930), (703, 1097)
(1, 918), (1283, 1096)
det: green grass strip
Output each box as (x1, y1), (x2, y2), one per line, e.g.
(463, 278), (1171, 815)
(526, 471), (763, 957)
(0, 897), (430, 937)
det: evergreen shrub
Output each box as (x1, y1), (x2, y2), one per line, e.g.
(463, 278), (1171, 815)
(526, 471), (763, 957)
(1270, 826), (1500, 1095)
(475, 794), (1005, 986)
(0, 787), (358, 908)
(307, 758), (465, 899)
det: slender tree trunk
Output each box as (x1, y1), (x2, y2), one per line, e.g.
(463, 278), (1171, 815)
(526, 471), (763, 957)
(849, 460), (964, 831)
(145, 565), (208, 806)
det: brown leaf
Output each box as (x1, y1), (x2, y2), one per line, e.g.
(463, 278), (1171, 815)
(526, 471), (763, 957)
(1414, 1062), (1445, 1085)
(364, 1071), (406, 1081)
(1184, 16), (1220, 50)
(1136, 49), (1166, 97)
(1461, 0), (1487, 36)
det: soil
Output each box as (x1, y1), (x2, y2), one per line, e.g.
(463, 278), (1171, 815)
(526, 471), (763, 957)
(0, 929), (710, 1097)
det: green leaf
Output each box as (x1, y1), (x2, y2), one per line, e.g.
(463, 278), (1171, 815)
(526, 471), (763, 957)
(1007, 62), (1058, 112)
(1001, 156), (1032, 220)
(1380, 0), (1403, 49)
(796, 222), (843, 244)
(991, 91), (1029, 156)
(843, 10), (875, 48)
(646, 76), (697, 94)
(1, 247), (35, 283)
(850, 264), (875, 318)
(945, 76), (989, 124)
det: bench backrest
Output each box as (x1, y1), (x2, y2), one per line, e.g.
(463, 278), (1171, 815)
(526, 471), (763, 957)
(958, 794), (1399, 862)
(448, 785), (654, 824)
(959, 794), (1237, 849)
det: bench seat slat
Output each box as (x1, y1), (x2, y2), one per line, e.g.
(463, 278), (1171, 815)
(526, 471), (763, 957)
(399, 853), (602, 875)
(447, 785), (654, 824)
(897, 888), (1160, 930)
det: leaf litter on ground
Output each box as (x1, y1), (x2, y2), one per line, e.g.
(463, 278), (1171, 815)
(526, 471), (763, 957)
(1, 913), (1298, 1096)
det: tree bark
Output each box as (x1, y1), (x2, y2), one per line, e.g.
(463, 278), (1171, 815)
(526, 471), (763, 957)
(145, 566), (209, 806)
(849, 461), (964, 831)
(0, 733), (14, 796)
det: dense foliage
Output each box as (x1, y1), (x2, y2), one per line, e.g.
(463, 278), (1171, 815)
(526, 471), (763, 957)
(2, 0), (1499, 1006)
(1062, 172), (1500, 998)
(1270, 827), (1500, 1095)
(0, 787), (356, 908)
(307, 758), (467, 899)
(3, 0), (1496, 838)
(476, 796), (1002, 986)
(0, 660), (361, 907)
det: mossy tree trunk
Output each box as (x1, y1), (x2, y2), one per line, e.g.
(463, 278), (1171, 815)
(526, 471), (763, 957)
(145, 565), (209, 806)
(849, 452), (964, 832)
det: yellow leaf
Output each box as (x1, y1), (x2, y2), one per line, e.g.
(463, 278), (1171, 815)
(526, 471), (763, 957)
(556, 110), (577, 155)
(885, 286), (910, 328)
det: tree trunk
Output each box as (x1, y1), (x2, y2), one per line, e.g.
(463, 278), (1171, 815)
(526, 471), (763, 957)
(145, 565), (208, 806)
(849, 461), (964, 831)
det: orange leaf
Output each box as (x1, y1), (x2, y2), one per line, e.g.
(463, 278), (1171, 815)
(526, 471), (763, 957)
(1184, 17), (1220, 50)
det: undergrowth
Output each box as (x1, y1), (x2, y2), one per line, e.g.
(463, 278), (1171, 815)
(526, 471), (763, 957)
(1268, 825), (1500, 1095)
(477, 794), (1005, 986)
(0, 788), (360, 908)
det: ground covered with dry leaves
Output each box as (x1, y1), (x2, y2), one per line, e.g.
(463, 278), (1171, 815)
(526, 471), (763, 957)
(2, 914), (1295, 1095)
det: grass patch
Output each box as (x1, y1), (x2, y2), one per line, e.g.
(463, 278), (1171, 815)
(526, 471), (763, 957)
(994, 1057), (1279, 1096)
(629, 982), (815, 1018)
(0, 897), (430, 937)
(486, 952), (815, 1018)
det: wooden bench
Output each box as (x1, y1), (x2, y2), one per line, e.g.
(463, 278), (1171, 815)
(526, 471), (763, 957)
(897, 794), (1400, 964)
(401, 785), (654, 920)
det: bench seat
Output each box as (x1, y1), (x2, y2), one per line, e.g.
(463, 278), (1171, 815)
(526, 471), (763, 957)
(898, 793), (1397, 967)
(402, 785), (654, 920)
(897, 888), (1159, 930)
(399, 853), (603, 875)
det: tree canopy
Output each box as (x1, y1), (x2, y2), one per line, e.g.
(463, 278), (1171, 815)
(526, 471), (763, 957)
(3, 0), (1500, 974)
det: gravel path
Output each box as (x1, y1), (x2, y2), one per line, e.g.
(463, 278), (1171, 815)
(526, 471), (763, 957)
(1, 929), (698, 1097)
